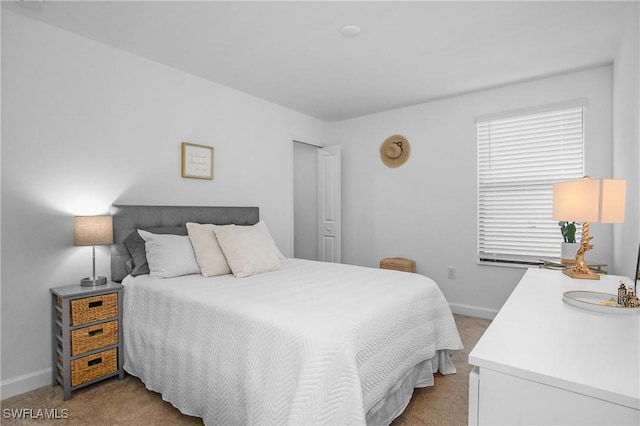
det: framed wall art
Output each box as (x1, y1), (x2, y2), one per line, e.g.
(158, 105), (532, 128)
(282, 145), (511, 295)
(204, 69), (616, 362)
(181, 142), (214, 180)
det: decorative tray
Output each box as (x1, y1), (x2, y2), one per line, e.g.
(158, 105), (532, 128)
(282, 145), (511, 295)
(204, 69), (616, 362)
(563, 291), (640, 314)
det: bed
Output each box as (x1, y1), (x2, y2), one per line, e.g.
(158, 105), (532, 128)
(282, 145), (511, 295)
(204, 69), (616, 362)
(110, 205), (463, 425)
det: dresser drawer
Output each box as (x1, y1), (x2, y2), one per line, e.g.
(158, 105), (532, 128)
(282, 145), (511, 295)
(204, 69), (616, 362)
(58, 348), (118, 387)
(62, 293), (118, 325)
(68, 320), (118, 356)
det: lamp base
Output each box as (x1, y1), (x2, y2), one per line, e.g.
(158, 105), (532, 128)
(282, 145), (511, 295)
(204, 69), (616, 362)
(562, 224), (600, 280)
(80, 276), (108, 287)
(563, 267), (600, 280)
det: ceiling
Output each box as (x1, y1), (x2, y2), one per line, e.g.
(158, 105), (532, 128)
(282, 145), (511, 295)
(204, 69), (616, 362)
(3, 1), (636, 122)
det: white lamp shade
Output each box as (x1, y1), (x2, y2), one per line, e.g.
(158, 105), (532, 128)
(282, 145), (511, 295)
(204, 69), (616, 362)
(599, 179), (626, 223)
(74, 215), (114, 246)
(553, 179), (626, 224)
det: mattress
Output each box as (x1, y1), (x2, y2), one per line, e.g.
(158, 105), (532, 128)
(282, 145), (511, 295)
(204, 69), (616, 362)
(122, 258), (463, 425)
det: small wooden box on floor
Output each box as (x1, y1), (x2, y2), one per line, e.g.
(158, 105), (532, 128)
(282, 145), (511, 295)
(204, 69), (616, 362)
(380, 257), (416, 273)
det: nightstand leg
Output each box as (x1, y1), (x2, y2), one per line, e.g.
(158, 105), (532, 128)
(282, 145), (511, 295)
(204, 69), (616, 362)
(51, 293), (59, 387)
(61, 296), (72, 400)
(117, 290), (125, 380)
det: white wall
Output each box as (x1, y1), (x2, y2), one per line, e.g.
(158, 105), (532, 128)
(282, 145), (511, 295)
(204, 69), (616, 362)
(326, 67), (614, 318)
(612, 5), (640, 278)
(0, 10), (325, 398)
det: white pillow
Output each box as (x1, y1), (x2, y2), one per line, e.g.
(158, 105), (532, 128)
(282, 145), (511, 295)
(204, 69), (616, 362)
(138, 230), (200, 278)
(214, 225), (280, 278)
(255, 220), (286, 259)
(186, 223), (232, 277)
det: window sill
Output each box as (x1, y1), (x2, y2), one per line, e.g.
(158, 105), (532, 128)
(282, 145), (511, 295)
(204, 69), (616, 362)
(477, 259), (541, 269)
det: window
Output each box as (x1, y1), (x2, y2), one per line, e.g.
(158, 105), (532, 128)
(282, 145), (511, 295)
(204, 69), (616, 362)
(477, 106), (584, 264)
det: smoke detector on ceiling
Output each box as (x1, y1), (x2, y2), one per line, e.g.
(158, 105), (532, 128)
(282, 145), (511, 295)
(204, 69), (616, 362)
(340, 25), (361, 37)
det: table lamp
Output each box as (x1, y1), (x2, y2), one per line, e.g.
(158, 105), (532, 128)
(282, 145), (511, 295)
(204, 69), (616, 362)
(552, 177), (626, 280)
(74, 215), (113, 286)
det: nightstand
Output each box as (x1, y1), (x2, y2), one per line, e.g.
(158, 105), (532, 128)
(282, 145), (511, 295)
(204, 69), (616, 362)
(50, 282), (124, 400)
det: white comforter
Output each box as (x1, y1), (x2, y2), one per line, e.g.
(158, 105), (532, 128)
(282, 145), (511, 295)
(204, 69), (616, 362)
(123, 259), (462, 425)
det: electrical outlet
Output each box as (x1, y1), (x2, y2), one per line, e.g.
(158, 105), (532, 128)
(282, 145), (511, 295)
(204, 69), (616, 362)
(447, 267), (456, 279)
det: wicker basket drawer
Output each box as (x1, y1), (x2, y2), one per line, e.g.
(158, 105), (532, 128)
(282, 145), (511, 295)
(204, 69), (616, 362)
(67, 293), (118, 326)
(59, 348), (118, 387)
(380, 257), (416, 273)
(69, 320), (118, 356)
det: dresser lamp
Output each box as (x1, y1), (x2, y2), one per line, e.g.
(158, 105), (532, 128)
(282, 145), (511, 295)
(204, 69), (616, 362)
(74, 215), (113, 286)
(552, 178), (626, 280)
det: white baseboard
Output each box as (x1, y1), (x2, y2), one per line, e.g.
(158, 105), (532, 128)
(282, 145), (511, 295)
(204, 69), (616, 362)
(450, 303), (498, 320)
(1, 368), (51, 401)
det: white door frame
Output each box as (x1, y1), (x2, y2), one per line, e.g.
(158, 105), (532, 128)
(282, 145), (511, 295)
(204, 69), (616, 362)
(290, 139), (341, 262)
(290, 139), (323, 258)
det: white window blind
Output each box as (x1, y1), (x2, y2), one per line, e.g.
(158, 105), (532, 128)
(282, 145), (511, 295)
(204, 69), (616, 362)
(477, 106), (584, 264)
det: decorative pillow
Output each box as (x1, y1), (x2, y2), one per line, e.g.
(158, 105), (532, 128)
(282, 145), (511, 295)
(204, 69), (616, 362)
(214, 225), (280, 278)
(138, 230), (200, 278)
(186, 223), (232, 277)
(124, 226), (187, 276)
(255, 220), (286, 259)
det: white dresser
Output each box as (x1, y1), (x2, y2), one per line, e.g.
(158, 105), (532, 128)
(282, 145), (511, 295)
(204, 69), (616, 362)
(468, 268), (639, 425)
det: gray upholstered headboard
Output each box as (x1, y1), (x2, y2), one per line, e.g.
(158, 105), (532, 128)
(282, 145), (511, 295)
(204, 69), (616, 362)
(110, 205), (259, 282)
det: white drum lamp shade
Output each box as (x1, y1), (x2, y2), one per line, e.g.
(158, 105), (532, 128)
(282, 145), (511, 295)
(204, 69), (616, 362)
(74, 215), (113, 286)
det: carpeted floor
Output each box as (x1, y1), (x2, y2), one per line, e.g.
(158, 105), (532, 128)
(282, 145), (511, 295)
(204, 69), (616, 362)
(391, 314), (491, 426)
(1, 314), (490, 425)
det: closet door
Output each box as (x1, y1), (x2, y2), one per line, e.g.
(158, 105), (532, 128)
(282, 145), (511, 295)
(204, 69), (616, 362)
(317, 145), (341, 263)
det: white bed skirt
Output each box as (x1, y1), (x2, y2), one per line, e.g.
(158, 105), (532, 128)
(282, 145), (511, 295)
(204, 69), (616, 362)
(365, 350), (456, 424)
(126, 349), (454, 426)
